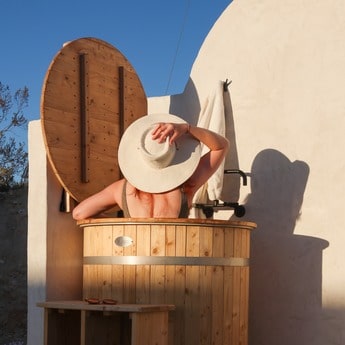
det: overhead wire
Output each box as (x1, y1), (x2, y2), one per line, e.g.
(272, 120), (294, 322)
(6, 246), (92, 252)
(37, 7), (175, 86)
(164, 0), (191, 95)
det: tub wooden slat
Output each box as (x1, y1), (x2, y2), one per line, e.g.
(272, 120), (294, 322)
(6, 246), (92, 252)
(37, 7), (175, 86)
(123, 224), (136, 302)
(151, 224), (166, 304)
(111, 225), (124, 302)
(135, 224), (151, 303)
(199, 226), (213, 345)
(212, 227), (225, 345)
(174, 225), (187, 345)
(224, 228), (235, 344)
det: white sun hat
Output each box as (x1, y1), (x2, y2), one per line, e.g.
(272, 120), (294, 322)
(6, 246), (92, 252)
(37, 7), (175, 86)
(118, 113), (201, 193)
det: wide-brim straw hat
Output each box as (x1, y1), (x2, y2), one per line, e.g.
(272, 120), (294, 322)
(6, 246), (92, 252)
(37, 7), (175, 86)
(118, 113), (201, 193)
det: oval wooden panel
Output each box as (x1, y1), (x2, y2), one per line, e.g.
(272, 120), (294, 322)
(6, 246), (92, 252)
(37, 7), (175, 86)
(41, 37), (147, 202)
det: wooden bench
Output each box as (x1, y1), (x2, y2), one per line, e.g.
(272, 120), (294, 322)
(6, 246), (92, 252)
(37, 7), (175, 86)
(37, 301), (175, 345)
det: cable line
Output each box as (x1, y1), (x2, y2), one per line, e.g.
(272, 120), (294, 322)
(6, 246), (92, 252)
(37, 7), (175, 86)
(165, 0), (191, 95)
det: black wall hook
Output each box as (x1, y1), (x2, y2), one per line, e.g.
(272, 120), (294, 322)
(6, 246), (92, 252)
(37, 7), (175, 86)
(223, 78), (232, 92)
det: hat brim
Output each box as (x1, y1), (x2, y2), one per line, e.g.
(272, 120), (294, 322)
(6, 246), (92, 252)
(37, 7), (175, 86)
(118, 113), (201, 193)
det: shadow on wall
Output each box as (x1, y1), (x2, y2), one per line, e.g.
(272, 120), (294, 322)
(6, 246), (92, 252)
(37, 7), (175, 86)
(169, 82), (338, 343)
(169, 81), (334, 343)
(240, 149), (329, 345)
(169, 77), (201, 125)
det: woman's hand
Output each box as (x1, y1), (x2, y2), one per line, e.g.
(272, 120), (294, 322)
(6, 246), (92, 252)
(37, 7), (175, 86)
(151, 122), (189, 145)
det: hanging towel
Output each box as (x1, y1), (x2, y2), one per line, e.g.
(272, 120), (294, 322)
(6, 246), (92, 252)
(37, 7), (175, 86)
(190, 81), (226, 217)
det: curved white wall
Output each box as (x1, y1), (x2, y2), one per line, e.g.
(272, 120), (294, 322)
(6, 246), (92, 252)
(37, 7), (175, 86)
(149, 0), (345, 344)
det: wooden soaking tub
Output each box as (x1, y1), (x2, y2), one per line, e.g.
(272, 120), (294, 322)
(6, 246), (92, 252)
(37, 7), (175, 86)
(78, 218), (256, 345)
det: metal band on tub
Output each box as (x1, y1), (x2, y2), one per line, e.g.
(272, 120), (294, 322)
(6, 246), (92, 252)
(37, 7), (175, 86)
(83, 256), (249, 267)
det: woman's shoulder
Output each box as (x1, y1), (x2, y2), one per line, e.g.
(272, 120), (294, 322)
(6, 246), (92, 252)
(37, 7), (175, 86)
(105, 178), (127, 202)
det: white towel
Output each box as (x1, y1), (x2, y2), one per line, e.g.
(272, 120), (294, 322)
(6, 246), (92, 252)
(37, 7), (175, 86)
(190, 81), (226, 217)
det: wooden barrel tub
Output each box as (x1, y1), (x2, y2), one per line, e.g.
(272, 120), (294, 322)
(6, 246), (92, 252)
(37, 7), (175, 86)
(78, 218), (256, 345)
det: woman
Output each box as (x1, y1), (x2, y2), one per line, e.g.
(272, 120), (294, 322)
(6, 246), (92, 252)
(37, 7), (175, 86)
(72, 113), (229, 220)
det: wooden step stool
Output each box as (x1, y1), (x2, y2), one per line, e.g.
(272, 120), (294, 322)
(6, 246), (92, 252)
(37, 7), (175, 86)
(37, 301), (175, 345)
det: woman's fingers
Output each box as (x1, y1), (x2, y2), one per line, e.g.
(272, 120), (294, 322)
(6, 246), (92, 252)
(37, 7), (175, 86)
(151, 123), (161, 136)
(169, 130), (179, 144)
(151, 123), (175, 143)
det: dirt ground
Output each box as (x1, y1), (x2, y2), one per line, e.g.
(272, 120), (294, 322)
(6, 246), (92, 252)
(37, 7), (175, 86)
(0, 186), (27, 345)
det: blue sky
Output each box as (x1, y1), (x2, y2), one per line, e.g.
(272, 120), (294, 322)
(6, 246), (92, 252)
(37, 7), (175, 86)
(1, 0), (231, 141)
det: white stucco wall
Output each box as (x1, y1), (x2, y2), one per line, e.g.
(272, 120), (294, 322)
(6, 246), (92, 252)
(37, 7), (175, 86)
(27, 121), (47, 345)
(149, 1), (345, 344)
(27, 121), (83, 345)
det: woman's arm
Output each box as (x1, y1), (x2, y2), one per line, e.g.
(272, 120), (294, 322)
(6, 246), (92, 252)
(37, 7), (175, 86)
(152, 122), (229, 194)
(181, 124), (229, 194)
(72, 179), (124, 220)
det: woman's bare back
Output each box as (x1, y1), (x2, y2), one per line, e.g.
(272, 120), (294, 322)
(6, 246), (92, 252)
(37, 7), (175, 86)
(123, 182), (185, 218)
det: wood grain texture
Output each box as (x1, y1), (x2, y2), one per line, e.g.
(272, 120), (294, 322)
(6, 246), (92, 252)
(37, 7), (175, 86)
(82, 220), (256, 345)
(41, 37), (147, 202)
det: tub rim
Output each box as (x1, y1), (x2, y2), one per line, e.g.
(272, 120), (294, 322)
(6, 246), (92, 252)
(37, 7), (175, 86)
(77, 217), (257, 230)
